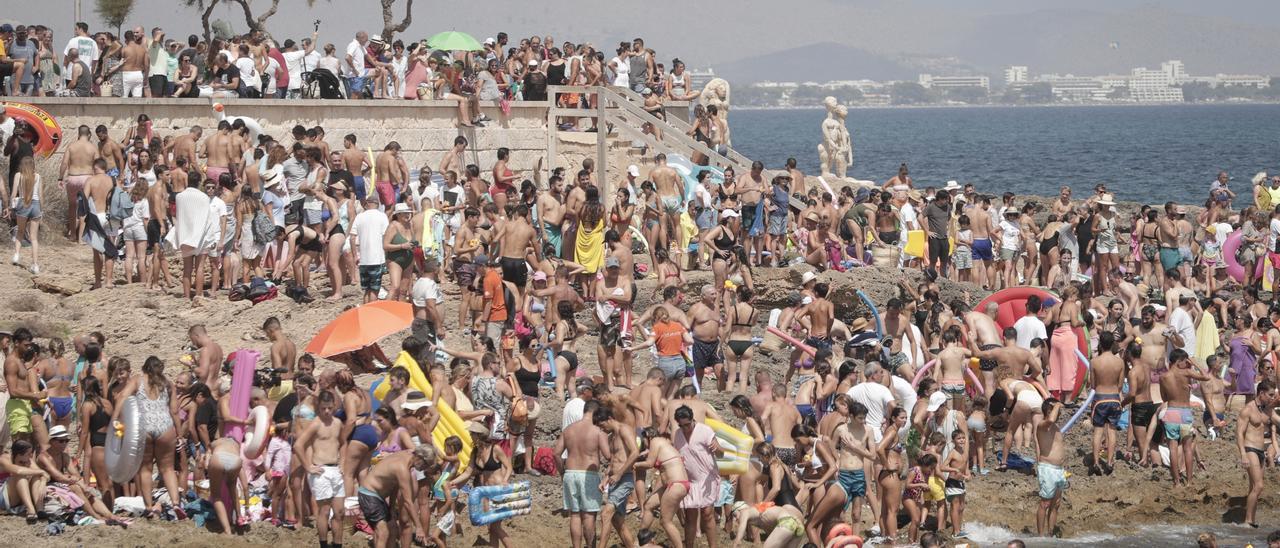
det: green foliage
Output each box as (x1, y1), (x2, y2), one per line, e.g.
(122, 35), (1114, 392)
(94, 0), (135, 33)
(889, 82), (935, 105)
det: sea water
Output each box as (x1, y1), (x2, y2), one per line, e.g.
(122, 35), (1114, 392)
(729, 104), (1280, 205)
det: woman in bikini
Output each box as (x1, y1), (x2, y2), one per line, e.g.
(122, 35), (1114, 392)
(638, 182), (662, 268)
(701, 209), (741, 305)
(448, 424), (513, 548)
(610, 187), (635, 244)
(384, 204), (416, 302)
(334, 370), (377, 498)
(372, 406), (413, 458)
(551, 301), (589, 401)
(876, 407), (908, 541)
(653, 247), (684, 293)
(111, 356), (183, 516)
(76, 376), (114, 509)
(490, 147), (519, 214)
(724, 285), (758, 394)
(636, 429), (691, 547)
(39, 338), (75, 430)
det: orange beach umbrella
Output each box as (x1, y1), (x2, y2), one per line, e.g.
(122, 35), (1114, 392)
(305, 300), (413, 358)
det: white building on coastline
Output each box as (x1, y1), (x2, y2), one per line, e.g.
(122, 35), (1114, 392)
(918, 74), (990, 90)
(1004, 66), (1029, 85)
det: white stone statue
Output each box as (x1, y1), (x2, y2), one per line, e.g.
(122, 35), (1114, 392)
(817, 96), (852, 179)
(699, 78), (732, 146)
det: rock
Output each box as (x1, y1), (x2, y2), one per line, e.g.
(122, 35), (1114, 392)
(742, 263), (990, 319)
(32, 275), (82, 296)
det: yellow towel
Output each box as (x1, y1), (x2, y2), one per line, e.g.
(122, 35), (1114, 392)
(575, 219), (605, 274)
(420, 208), (439, 253)
(1194, 313), (1219, 368)
(679, 211), (697, 251)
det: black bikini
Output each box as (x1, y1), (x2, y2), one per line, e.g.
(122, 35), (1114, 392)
(727, 304), (756, 358)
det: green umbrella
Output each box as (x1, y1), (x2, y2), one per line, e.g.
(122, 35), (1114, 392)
(426, 31), (483, 52)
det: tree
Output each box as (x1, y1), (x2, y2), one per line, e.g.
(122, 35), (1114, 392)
(94, 0), (135, 37)
(889, 82), (934, 105)
(184, 0), (325, 43)
(380, 0), (415, 43)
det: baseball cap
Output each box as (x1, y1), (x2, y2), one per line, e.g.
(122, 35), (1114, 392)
(627, 165), (640, 177)
(484, 37), (496, 45)
(926, 391), (949, 412)
(532, 271), (548, 282)
(605, 256), (621, 269)
(473, 254), (488, 265)
(0, 25), (13, 34)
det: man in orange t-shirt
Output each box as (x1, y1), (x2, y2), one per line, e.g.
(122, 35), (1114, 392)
(480, 256), (509, 341)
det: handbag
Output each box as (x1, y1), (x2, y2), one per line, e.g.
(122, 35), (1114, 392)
(506, 374), (529, 427)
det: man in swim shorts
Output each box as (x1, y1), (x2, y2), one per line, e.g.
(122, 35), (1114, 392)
(1034, 399), (1067, 537)
(1157, 202), (1183, 273)
(1158, 348), (1211, 488)
(59, 125), (98, 239)
(3, 329), (42, 444)
(294, 390), (346, 547)
(597, 406), (639, 547)
(358, 446), (435, 546)
(556, 403), (611, 548)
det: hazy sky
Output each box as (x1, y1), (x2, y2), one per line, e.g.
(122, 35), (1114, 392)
(7, 0), (1279, 75)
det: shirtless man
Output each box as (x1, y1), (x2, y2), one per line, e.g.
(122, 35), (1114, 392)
(960, 301), (1003, 395)
(1157, 348), (1210, 488)
(495, 203), (536, 299)
(663, 385), (721, 433)
(95, 125), (124, 180)
(538, 175), (567, 257)
(453, 209), (484, 329)
(145, 172), (174, 289)
(58, 125), (98, 239)
(263, 316), (297, 386)
(750, 371), (775, 417)
(1106, 269), (1142, 318)
(972, 327), (1043, 382)
(597, 407), (640, 548)
(636, 286), (690, 330)
(934, 328), (973, 400)
(83, 159), (116, 289)
(293, 390), (346, 548)
(1088, 332), (1124, 475)
(438, 135), (467, 181)
(1130, 305), (1168, 466)
(3, 328), (46, 446)
(649, 154), (683, 253)
(969, 196), (998, 288)
(203, 120), (235, 183)
(171, 126), (202, 170)
(555, 404), (613, 548)
(374, 142), (406, 211)
(106, 29), (147, 97)
(1034, 399), (1067, 537)
(739, 161), (767, 266)
(687, 285), (723, 391)
(1236, 379), (1277, 528)
(359, 447), (433, 548)
(1156, 202), (1182, 282)
(795, 282), (835, 358)
(761, 383), (803, 466)
(341, 134), (371, 201)
(786, 157), (806, 198)
(627, 368), (667, 433)
(806, 401), (873, 545)
(881, 297), (921, 379)
(189, 325), (225, 391)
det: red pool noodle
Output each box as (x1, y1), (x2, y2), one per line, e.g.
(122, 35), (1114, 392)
(765, 326), (816, 357)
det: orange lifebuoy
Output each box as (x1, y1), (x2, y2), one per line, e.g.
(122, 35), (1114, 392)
(825, 523), (854, 544)
(1, 101), (63, 157)
(826, 534), (864, 548)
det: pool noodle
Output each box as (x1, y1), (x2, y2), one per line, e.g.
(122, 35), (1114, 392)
(1059, 349), (1096, 432)
(856, 290), (891, 363)
(222, 349), (260, 512)
(764, 326), (816, 357)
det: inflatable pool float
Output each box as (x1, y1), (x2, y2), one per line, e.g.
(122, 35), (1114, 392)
(371, 351), (474, 468)
(241, 405), (271, 459)
(1222, 230), (1272, 290)
(706, 418), (753, 475)
(0, 101), (62, 157)
(105, 396), (144, 483)
(975, 286), (1088, 399)
(468, 480), (532, 526)
(212, 102), (263, 144)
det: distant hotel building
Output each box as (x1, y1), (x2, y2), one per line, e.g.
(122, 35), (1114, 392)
(687, 68), (717, 92)
(918, 74), (990, 90)
(1212, 74), (1270, 88)
(1003, 66), (1028, 85)
(1129, 65), (1184, 102)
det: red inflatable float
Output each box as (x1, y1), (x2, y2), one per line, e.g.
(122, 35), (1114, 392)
(1, 101), (63, 157)
(974, 286), (1088, 399)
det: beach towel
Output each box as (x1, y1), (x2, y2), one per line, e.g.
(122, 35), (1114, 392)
(679, 211), (698, 252)
(1047, 324), (1079, 396)
(166, 187), (211, 257)
(1194, 313), (1219, 368)
(575, 219), (605, 274)
(80, 193), (119, 258)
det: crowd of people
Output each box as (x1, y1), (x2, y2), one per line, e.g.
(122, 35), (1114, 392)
(0, 21), (701, 126)
(3, 18), (1280, 548)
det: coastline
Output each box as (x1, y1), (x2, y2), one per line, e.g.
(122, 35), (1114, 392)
(733, 100), (1280, 111)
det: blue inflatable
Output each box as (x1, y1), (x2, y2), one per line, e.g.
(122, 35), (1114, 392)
(468, 480), (533, 526)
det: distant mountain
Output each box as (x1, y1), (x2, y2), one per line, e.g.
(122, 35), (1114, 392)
(712, 43), (918, 85)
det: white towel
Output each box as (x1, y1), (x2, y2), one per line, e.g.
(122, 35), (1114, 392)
(167, 187), (211, 257)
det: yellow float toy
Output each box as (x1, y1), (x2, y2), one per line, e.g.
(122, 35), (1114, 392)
(372, 351), (473, 467)
(706, 418), (753, 475)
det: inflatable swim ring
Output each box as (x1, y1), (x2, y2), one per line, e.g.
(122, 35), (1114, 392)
(105, 396), (144, 483)
(241, 405), (271, 459)
(706, 418), (753, 475)
(825, 523), (854, 544)
(0, 101), (62, 157)
(975, 286), (1088, 399)
(468, 480), (533, 526)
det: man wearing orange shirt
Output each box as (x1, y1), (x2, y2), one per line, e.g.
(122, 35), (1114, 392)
(480, 256), (510, 342)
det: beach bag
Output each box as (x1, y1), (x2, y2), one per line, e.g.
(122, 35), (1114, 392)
(251, 211), (276, 245)
(532, 447), (558, 475)
(506, 375), (529, 427)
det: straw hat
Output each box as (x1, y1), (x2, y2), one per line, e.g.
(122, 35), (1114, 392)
(848, 317), (870, 332)
(1096, 193), (1116, 206)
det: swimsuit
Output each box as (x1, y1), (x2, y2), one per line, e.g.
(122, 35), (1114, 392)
(1161, 405), (1195, 441)
(775, 515), (805, 538)
(691, 338), (722, 371)
(1131, 401), (1159, 430)
(562, 470), (603, 512)
(1035, 462), (1068, 499)
(387, 232), (413, 270)
(358, 486), (391, 525)
(349, 422), (379, 448)
(88, 403), (111, 447)
(48, 396), (75, 420)
(1089, 393), (1123, 428)
(833, 469), (866, 508)
(971, 237), (993, 260)
(500, 256), (528, 287)
(138, 379), (175, 439)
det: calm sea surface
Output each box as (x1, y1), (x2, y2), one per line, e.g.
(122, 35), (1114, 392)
(729, 104), (1280, 205)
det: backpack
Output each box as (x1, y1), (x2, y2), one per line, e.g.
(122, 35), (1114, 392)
(107, 186), (133, 221)
(251, 211), (276, 245)
(506, 375), (529, 427)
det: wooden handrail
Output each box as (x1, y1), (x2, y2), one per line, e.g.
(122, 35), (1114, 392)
(607, 86), (756, 169)
(592, 86), (748, 173)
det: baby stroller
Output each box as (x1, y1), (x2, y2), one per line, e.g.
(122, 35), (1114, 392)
(302, 68), (346, 99)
